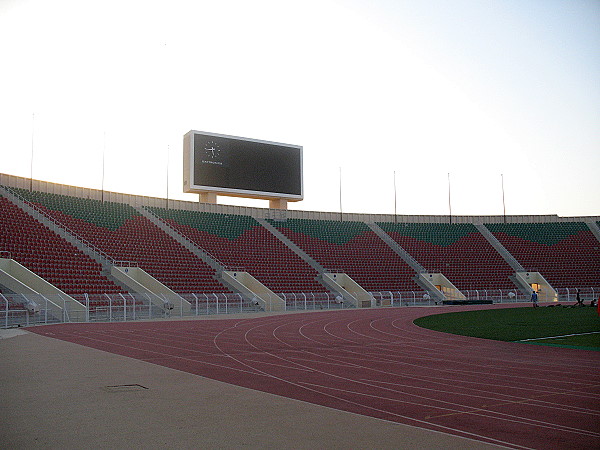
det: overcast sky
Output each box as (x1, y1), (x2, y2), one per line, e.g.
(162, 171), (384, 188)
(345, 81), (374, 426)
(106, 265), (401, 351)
(1, 0), (599, 217)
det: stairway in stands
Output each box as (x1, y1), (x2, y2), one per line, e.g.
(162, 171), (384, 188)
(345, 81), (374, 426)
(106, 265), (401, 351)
(147, 207), (326, 294)
(10, 188), (230, 295)
(266, 218), (420, 292)
(0, 194), (125, 299)
(484, 222), (600, 289)
(376, 221), (516, 291)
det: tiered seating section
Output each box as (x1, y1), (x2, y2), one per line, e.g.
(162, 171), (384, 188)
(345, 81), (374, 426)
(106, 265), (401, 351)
(2, 185), (599, 300)
(12, 189), (229, 295)
(149, 207), (325, 293)
(267, 218), (419, 292)
(0, 196), (124, 297)
(377, 222), (515, 291)
(484, 222), (600, 288)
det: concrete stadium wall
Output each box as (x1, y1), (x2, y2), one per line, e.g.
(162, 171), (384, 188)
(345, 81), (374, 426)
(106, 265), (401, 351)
(2, 172), (598, 224)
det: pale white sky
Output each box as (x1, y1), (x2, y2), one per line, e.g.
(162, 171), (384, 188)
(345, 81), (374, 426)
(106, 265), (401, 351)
(1, 0), (599, 216)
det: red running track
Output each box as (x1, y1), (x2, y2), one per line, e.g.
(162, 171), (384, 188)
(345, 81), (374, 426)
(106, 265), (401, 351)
(30, 305), (600, 449)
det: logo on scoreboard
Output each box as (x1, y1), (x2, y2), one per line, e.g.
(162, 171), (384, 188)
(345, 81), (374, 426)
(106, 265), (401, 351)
(195, 137), (229, 167)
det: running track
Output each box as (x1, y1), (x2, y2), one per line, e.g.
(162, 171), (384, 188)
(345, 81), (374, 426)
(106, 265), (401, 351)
(30, 305), (600, 449)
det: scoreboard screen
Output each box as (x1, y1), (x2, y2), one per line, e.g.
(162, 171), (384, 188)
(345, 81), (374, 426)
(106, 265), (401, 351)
(183, 131), (303, 200)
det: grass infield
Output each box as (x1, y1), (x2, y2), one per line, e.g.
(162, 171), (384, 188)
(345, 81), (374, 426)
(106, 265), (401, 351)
(414, 305), (600, 350)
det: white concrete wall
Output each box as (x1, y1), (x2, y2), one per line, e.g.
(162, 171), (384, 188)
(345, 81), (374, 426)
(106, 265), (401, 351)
(111, 266), (191, 312)
(3, 172), (598, 224)
(0, 258), (84, 315)
(222, 271), (285, 311)
(322, 273), (374, 308)
(418, 273), (466, 301)
(515, 271), (558, 302)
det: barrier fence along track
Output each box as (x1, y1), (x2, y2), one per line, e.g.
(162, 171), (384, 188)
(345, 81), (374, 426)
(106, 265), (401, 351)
(3, 287), (595, 328)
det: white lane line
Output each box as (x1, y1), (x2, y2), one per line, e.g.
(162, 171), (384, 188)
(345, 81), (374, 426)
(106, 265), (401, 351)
(517, 331), (600, 342)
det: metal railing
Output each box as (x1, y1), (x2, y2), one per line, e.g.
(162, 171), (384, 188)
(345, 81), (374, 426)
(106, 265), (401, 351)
(369, 289), (520, 306)
(2, 287), (598, 329)
(112, 261), (139, 268)
(556, 287), (598, 304)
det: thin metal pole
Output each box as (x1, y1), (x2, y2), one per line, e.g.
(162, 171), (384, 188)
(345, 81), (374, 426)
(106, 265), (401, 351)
(339, 166), (343, 221)
(393, 170), (397, 223)
(30, 113), (35, 192)
(101, 131), (106, 202)
(447, 172), (452, 224)
(501, 173), (506, 223)
(166, 144), (170, 209)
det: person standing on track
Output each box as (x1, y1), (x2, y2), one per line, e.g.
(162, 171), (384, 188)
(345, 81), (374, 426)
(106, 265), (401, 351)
(575, 289), (584, 306)
(531, 289), (539, 307)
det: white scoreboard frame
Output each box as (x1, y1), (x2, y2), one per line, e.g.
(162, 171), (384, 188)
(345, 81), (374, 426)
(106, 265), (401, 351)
(183, 130), (304, 202)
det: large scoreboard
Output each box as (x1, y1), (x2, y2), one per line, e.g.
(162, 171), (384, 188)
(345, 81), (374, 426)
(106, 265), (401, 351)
(183, 130), (303, 201)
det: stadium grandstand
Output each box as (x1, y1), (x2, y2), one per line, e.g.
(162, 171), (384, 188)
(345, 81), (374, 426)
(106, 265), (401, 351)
(1, 171), (599, 327)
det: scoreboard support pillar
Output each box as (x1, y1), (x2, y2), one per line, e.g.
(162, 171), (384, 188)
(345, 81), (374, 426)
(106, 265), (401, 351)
(198, 192), (289, 210)
(199, 192), (217, 204)
(269, 198), (288, 210)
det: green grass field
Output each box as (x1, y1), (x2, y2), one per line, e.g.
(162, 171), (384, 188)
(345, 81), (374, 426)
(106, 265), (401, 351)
(414, 305), (600, 350)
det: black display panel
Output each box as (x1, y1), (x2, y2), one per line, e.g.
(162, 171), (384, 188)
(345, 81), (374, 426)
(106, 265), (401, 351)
(184, 131), (303, 200)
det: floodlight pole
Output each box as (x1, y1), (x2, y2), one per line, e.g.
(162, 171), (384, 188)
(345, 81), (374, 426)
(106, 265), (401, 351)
(339, 166), (343, 222)
(447, 172), (452, 224)
(501, 173), (506, 223)
(101, 131), (106, 203)
(30, 112), (35, 192)
(393, 170), (397, 223)
(166, 144), (170, 209)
